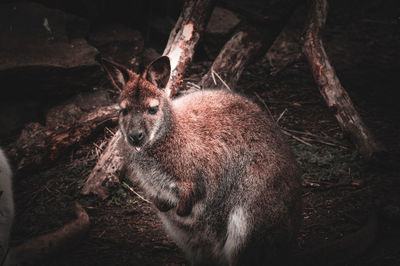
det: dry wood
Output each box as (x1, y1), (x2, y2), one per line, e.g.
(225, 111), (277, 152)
(283, 128), (349, 149)
(122, 182), (152, 204)
(303, 179), (363, 190)
(202, 0), (302, 90)
(281, 129), (313, 147)
(81, 130), (125, 199)
(82, 0), (216, 198)
(201, 30), (263, 90)
(302, 0), (382, 157)
(255, 91), (348, 149)
(4, 203), (90, 266)
(163, 0), (217, 96)
(9, 104), (118, 174)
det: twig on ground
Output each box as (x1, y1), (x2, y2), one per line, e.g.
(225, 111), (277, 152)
(303, 179), (363, 190)
(210, 68), (217, 85)
(122, 182), (152, 204)
(186, 82), (201, 90)
(254, 92), (274, 120)
(93, 143), (104, 152)
(282, 128), (349, 149)
(104, 127), (116, 136)
(281, 129), (313, 147)
(254, 92), (314, 147)
(276, 108), (288, 124)
(211, 69), (232, 90)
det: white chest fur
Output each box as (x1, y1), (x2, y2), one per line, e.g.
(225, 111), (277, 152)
(128, 158), (179, 206)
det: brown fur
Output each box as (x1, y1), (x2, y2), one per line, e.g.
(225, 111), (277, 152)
(116, 56), (302, 265)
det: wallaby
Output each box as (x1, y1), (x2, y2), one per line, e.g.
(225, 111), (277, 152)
(0, 148), (14, 263)
(111, 56), (302, 265)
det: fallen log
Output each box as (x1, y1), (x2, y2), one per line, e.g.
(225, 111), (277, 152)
(81, 0), (216, 198)
(200, 29), (263, 90)
(201, 0), (302, 89)
(9, 104), (118, 174)
(4, 203), (90, 266)
(81, 130), (126, 199)
(302, 0), (383, 157)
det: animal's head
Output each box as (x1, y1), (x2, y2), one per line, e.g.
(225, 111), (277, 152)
(103, 56), (172, 151)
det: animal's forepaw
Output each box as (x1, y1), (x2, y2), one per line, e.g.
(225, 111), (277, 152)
(153, 198), (175, 212)
(176, 199), (193, 217)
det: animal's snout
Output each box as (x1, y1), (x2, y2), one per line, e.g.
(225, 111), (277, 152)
(128, 130), (145, 147)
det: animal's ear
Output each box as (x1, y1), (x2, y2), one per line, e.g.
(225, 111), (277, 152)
(98, 56), (135, 91)
(145, 56), (171, 89)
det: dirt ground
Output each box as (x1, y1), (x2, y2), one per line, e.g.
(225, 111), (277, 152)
(7, 1), (400, 266)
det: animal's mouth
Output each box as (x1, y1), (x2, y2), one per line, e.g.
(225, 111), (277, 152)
(127, 134), (146, 152)
(131, 141), (145, 152)
(134, 145), (142, 152)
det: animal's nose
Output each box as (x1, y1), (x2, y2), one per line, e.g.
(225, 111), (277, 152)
(128, 131), (145, 146)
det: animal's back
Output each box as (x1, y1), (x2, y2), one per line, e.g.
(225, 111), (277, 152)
(162, 90), (302, 265)
(173, 89), (289, 165)
(173, 89), (299, 186)
(0, 148), (14, 262)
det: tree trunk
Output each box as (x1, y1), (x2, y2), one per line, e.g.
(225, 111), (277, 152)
(81, 0), (216, 198)
(201, 0), (302, 90)
(302, 0), (383, 157)
(200, 29), (263, 90)
(164, 0), (217, 96)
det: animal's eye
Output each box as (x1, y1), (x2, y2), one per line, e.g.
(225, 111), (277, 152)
(147, 106), (159, 115)
(119, 108), (128, 116)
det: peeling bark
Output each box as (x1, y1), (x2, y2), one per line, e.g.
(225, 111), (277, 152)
(302, 0), (382, 157)
(163, 0), (217, 96)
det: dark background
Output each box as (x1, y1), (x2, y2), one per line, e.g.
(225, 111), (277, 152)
(0, 0), (399, 265)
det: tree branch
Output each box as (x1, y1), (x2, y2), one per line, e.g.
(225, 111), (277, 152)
(302, 0), (383, 157)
